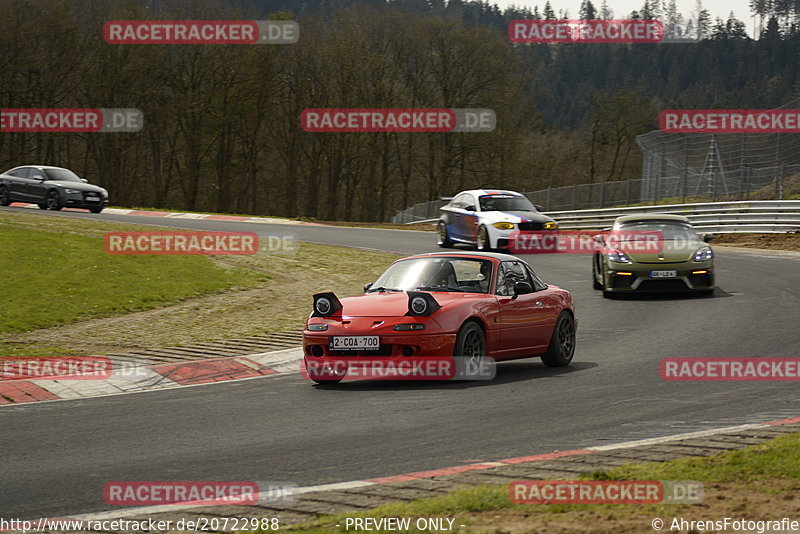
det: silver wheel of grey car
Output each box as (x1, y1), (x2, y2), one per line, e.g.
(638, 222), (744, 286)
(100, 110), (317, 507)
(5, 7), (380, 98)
(46, 190), (63, 211)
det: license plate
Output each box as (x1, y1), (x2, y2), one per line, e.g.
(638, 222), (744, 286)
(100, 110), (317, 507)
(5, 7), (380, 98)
(329, 336), (380, 350)
(650, 270), (677, 278)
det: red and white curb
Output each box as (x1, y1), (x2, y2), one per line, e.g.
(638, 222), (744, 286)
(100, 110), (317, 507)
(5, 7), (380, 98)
(14, 203), (322, 225)
(0, 349), (303, 406)
(47, 415), (800, 523)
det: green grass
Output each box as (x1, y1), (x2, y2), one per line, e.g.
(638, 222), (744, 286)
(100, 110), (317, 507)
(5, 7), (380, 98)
(0, 226), (268, 334)
(0, 211), (400, 353)
(262, 433), (800, 533)
(591, 432), (800, 483)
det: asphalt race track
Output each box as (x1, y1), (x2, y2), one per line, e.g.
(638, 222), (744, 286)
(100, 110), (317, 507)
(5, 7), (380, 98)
(2, 206), (800, 520)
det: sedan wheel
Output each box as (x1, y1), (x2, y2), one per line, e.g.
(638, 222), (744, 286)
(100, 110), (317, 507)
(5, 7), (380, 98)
(46, 190), (63, 211)
(541, 311), (575, 367)
(0, 187), (10, 206)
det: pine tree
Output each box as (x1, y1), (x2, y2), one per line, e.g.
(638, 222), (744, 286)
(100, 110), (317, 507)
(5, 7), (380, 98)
(665, 0), (684, 38)
(543, 0), (556, 19)
(599, 0), (613, 19)
(579, 0), (597, 19)
(695, 0), (711, 39)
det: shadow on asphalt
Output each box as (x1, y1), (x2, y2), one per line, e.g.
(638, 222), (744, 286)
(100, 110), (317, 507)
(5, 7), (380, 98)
(310, 360), (598, 391)
(601, 286), (733, 300)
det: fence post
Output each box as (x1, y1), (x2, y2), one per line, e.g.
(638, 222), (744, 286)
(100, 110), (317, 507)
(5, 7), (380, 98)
(600, 181), (606, 208)
(681, 136), (688, 203)
(626, 176), (632, 205)
(572, 184), (578, 210)
(780, 163), (786, 199)
(773, 133), (781, 199)
(546, 186), (551, 210)
(744, 166), (750, 201)
(739, 133), (747, 199)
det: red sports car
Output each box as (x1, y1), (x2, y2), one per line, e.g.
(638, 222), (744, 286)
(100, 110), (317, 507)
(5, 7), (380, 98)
(302, 252), (576, 384)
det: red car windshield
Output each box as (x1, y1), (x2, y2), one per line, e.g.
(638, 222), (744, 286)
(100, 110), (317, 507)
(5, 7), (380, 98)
(369, 257), (493, 293)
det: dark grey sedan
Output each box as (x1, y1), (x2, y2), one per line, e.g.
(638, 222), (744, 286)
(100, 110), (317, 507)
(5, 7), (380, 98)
(0, 165), (109, 213)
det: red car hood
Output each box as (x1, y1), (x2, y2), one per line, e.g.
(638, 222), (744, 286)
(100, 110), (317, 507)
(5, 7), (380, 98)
(339, 291), (478, 317)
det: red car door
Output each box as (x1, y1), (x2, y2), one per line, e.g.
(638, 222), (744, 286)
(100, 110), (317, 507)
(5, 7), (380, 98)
(495, 260), (553, 358)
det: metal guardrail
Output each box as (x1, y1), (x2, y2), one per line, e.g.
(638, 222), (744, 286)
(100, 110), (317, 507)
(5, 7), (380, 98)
(549, 200), (800, 233)
(404, 200), (800, 233)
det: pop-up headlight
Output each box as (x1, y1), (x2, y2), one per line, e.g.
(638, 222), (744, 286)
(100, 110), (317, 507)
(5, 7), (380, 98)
(312, 292), (343, 317)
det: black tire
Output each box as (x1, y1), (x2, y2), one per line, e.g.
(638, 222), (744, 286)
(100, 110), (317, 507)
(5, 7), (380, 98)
(305, 357), (345, 385)
(0, 187), (10, 206)
(37, 204), (48, 210)
(476, 225), (492, 251)
(89, 207), (103, 214)
(46, 190), (63, 211)
(454, 321), (486, 380)
(599, 265), (615, 298)
(541, 311), (575, 367)
(437, 221), (453, 248)
(592, 258), (602, 290)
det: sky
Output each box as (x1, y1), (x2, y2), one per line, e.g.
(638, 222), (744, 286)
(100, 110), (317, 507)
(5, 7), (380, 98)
(494, 0), (758, 35)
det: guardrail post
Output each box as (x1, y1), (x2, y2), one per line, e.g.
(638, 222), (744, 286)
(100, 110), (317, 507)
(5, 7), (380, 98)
(572, 184), (577, 209)
(546, 186), (551, 210)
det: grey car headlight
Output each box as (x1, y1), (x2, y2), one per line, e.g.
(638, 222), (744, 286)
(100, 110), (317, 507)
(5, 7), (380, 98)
(608, 249), (632, 264)
(693, 247), (713, 262)
(64, 188), (81, 194)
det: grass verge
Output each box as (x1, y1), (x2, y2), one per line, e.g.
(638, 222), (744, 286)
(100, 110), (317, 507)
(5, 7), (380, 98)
(268, 432), (800, 533)
(0, 211), (399, 355)
(709, 232), (800, 252)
